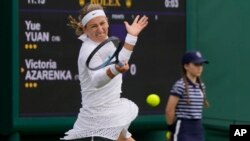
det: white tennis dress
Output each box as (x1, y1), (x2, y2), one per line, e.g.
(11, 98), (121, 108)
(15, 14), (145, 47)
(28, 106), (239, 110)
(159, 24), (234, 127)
(61, 35), (138, 140)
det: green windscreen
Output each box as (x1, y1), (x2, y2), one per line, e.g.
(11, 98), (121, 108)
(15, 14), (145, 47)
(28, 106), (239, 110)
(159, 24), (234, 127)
(187, 0), (250, 127)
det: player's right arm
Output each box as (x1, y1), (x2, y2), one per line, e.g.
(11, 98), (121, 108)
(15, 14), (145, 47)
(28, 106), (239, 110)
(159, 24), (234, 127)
(107, 62), (129, 79)
(85, 53), (129, 87)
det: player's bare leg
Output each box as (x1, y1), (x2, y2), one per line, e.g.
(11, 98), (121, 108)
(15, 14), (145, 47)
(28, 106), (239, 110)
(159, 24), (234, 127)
(117, 134), (135, 141)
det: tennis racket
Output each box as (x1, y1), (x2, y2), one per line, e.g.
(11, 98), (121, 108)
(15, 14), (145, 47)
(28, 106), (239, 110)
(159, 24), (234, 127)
(86, 36), (124, 70)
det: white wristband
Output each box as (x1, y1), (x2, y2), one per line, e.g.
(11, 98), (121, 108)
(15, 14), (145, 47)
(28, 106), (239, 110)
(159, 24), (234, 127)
(125, 34), (138, 45)
(109, 64), (120, 76)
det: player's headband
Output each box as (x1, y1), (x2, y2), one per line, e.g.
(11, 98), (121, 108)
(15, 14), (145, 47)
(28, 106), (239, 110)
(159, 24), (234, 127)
(81, 10), (106, 26)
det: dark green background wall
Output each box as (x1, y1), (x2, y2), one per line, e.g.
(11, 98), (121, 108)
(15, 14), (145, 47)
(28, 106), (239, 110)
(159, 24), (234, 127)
(187, 0), (250, 140)
(0, 0), (13, 137)
(2, 0), (250, 140)
(188, 0), (250, 124)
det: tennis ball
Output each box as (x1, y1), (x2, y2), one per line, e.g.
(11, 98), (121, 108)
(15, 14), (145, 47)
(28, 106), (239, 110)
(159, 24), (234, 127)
(146, 94), (160, 107)
(166, 131), (171, 140)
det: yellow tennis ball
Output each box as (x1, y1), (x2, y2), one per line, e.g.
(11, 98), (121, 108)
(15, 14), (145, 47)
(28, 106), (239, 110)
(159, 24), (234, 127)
(166, 131), (171, 140)
(146, 94), (160, 107)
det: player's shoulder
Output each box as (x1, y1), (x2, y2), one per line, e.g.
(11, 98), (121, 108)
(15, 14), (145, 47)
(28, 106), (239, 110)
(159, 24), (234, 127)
(82, 39), (98, 50)
(80, 39), (98, 57)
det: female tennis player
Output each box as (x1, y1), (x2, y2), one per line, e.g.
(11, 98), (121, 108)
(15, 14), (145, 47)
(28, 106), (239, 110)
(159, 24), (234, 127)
(61, 3), (148, 141)
(165, 50), (209, 141)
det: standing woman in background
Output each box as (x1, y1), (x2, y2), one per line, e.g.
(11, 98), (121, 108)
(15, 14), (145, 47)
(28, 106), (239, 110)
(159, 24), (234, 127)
(61, 3), (148, 141)
(165, 50), (209, 141)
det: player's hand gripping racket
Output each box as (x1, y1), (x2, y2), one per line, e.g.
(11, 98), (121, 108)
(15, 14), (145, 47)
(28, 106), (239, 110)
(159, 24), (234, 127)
(86, 36), (124, 70)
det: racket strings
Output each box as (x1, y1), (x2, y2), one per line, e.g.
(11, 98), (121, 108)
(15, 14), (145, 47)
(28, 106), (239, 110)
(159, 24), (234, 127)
(86, 37), (123, 70)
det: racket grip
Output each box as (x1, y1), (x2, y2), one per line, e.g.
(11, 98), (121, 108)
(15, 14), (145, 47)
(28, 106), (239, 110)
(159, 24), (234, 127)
(117, 61), (125, 67)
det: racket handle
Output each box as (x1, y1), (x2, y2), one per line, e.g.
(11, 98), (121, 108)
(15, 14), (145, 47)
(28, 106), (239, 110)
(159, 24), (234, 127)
(117, 61), (125, 67)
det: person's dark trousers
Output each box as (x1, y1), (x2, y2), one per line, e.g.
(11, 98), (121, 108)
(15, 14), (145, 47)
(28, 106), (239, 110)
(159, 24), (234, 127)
(71, 136), (114, 141)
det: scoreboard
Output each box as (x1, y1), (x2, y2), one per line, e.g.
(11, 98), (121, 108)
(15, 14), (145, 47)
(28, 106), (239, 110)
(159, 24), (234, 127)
(16, 0), (186, 118)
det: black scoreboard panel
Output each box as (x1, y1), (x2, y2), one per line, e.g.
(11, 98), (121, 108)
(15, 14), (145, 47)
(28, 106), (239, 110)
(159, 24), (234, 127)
(18, 0), (185, 117)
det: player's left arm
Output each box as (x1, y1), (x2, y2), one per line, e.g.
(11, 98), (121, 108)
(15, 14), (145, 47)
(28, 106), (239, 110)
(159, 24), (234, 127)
(114, 15), (148, 73)
(123, 15), (148, 51)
